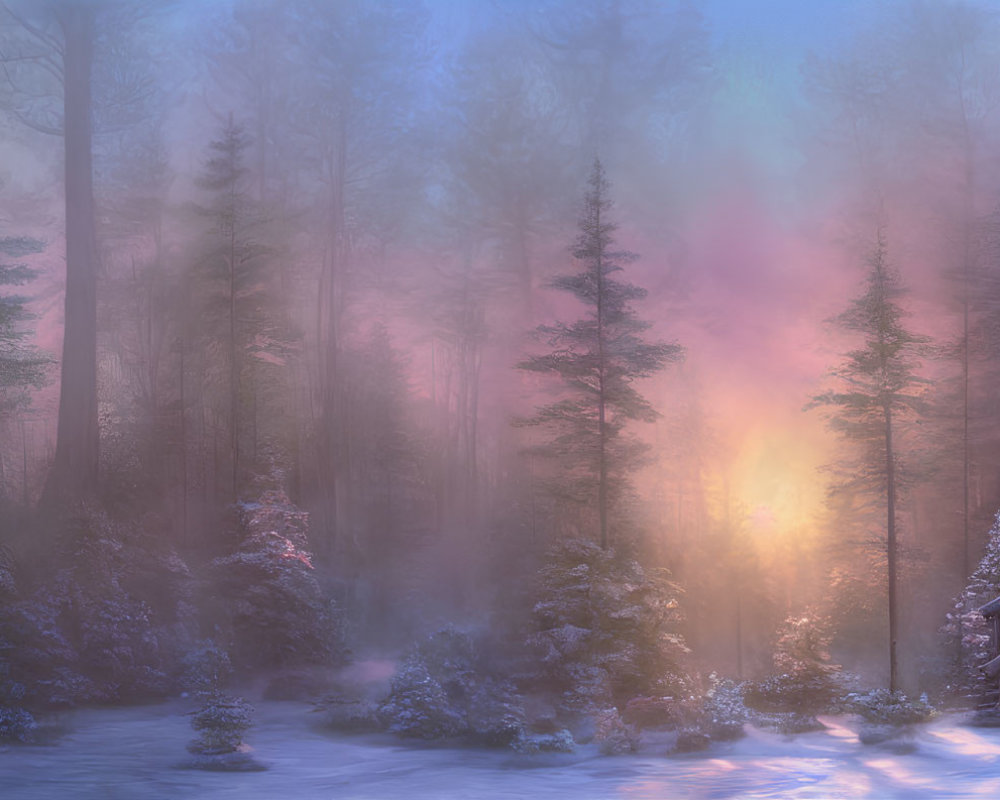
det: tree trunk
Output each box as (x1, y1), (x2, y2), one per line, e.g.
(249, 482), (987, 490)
(44, 4), (100, 504)
(229, 171), (240, 504)
(885, 402), (899, 693)
(596, 189), (608, 550)
(179, 339), (188, 545)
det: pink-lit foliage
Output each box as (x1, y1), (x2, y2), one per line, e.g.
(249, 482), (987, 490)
(205, 488), (345, 672)
(940, 511), (1000, 698)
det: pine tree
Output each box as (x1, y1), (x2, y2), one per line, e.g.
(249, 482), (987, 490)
(745, 611), (842, 715)
(191, 116), (265, 503)
(518, 160), (682, 549)
(941, 511), (1000, 697)
(810, 231), (929, 692)
(0, 237), (51, 418)
(528, 537), (690, 712)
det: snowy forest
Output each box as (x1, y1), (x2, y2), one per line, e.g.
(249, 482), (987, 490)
(5, 0), (1000, 794)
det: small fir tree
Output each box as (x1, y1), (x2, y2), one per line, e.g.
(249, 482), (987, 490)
(188, 694), (254, 755)
(745, 611), (842, 715)
(206, 487), (344, 672)
(528, 538), (690, 713)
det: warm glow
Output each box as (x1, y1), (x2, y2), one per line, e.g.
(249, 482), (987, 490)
(728, 423), (827, 539)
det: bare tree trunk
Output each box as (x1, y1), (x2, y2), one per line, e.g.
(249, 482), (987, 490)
(595, 191), (608, 550)
(44, 4), (99, 504)
(179, 339), (188, 545)
(886, 402), (899, 693)
(20, 420), (29, 506)
(229, 169), (240, 504)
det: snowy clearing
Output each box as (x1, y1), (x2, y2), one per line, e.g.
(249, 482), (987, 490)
(1, 702), (999, 799)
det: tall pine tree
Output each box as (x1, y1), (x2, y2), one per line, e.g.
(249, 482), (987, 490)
(810, 231), (929, 692)
(518, 160), (681, 549)
(191, 116), (265, 503)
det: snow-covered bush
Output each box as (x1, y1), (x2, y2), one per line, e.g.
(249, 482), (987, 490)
(0, 548), (33, 741)
(377, 627), (527, 746)
(180, 640), (232, 696)
(1, 595), (95, 709)
(37, 510), (181, 702)
(511, 728), (575, 754)
(206, 491), (345, 672)
(527, 539), (691, 714)
(673, 728), (711, 752)
(940, 511), (1000, 698)
(621, 694), (705, 731)
(593, 706), (638, 754)
(745, 611), (841, 714)
(629, 676), (749, 748)
(0, 705), (35, 742)
(840, 689), (935, 726)
(378, 658), (465, 739)
(0, 509), (193, 709)
(188, 694), (254, 755)
(320, 698), (382, 733)
(466, 677), (527, 747)
(700, 676), (749, 740)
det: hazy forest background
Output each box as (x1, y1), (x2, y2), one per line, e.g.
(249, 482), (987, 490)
(3, 0), (1000, 748)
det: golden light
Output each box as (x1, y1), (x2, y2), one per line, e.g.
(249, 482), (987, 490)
(726, 421), (829, 540)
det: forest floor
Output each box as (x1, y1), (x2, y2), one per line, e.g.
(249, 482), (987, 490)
(1, 699), (998, 799)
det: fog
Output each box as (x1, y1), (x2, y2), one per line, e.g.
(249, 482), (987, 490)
(2, 0), (1000, 790)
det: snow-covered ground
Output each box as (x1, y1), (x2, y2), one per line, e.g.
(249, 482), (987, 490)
(2, 701), (999, 799)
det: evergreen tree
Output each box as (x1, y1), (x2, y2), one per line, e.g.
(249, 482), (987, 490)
(191, 116), (266, 503)
(941, 511), (1000, 697)
(0, 237), (51, 419)
(745, 611), (842, 715)
(518, 160), (682, 549)
(527, 538), (690, 713)
(810, 231), (929, 692)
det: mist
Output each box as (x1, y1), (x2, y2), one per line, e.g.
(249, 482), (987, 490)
(2, 0), (1000, 792)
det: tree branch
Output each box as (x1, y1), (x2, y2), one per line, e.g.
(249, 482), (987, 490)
(1, 3), (63, 56)
(12, 105), (61, 136)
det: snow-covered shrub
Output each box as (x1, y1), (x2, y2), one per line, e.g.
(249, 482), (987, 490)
(527, 539), (691, 714)
(320, 698), (382, 733)
(40, 511), (176, 702)
(673, 728), (711, 753)
(466, 677), (526, 747)
(745, 611), (841, 714)
(593, 706), (638, 754)
(622, 695), (675, 728)
(511, 728), (576, 754)
(0, 549), (33, 740)
(840, 689), (935, 726)
(1, 595), (95, 709)
(762, 712), (826, 734)
(0, 705), (35, 742)
(377, 627), (527, 746)
(4, 509), (195, 708)
(188, 694), (254, 755)
(700, 676), (749, 740)
(180, 640), (232, 696)
(378, 658), (465, 739)
(206, 492), (344, 672)
(621, 694), (702, 730)
(632, 676), (748, 748)
(940, 511), (1000, 698)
